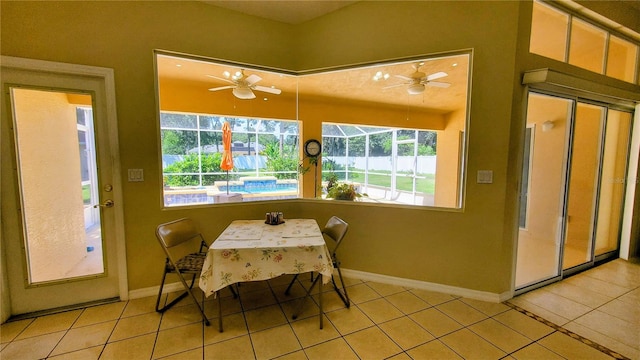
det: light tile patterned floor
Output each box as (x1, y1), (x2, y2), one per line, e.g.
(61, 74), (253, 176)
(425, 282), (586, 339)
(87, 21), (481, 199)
(1, 258), (638, 359)
(510, 258), (640, 360)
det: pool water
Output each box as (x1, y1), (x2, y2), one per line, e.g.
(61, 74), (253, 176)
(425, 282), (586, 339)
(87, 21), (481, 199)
(218, 183), (298, 194)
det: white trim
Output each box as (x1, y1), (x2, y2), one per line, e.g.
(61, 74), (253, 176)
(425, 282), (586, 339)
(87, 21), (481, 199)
(130, 270), (512, 303)
(129, 282), (186, 300)
(1, 55), (129, 301)
(340, 269), (511, 303)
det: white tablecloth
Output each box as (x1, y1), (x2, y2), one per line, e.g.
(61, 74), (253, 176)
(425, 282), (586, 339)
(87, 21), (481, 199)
(199, 219), (334, 296)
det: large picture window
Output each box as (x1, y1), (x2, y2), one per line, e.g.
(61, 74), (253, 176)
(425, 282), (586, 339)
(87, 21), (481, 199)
(156, 51), (469, 209)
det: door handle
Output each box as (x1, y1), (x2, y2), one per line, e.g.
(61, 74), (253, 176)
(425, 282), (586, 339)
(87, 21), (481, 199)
(94, 199), (114, 208)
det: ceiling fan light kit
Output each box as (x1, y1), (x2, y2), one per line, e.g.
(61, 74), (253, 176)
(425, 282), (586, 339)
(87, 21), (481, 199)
(232, 87), (256, 99)
(407, 83), (425, 95)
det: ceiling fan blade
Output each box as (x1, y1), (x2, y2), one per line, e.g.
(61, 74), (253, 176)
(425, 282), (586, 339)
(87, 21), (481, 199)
(208, 85), (235, 92)
(253, 85), (282, 95)
(206, 75), (234, 84)
(426, 81), (450, 88)
(382, 83), (407, 90)
(393, 74), (413, 81)
(245, 74), (262, 85)
(426, 71), (448, 81)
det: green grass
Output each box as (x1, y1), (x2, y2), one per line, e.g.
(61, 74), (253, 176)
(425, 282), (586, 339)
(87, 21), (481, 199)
(348, 171), (435, 194)
(82, 184), (91, 205)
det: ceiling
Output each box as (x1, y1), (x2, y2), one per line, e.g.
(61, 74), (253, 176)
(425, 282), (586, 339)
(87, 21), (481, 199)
(157, 53), (470, 114)
(203, 1), (357, 24)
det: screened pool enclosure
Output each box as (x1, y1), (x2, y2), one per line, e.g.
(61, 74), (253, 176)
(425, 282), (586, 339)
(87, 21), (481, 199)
(322, 123), (438, 206)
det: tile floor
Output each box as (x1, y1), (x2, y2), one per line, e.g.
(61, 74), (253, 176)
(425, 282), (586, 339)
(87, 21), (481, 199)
(510, 258), (640, 360)
(1, 258), (638, 360)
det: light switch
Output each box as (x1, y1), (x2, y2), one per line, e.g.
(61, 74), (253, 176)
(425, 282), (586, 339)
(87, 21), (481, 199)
(128, 169), (144, 182)
(477, 170), (493, 184)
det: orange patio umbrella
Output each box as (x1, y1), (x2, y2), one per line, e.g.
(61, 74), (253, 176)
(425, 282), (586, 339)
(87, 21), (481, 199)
(221, 121), (234, 194)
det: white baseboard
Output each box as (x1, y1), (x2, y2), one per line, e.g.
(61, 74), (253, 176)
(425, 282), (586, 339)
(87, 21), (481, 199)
(129, 270), (512, 303)
(129, 282), (185, 300)
(340, 268), (512, 303)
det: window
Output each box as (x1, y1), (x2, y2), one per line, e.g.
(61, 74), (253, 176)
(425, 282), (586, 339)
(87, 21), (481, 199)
(607, 35), (639, 83)
(568, 18), (607, 73)
(530, 0), (640, 84)
(322, 124), (441, 206)
(530, 1), (569, 62)
(305, 53), (470, 209)
(160, 113), (300, 206)
(156, 51), (469, 208)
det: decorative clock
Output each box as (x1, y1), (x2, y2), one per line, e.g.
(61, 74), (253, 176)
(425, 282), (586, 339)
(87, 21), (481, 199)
(304, 139), (322, 158)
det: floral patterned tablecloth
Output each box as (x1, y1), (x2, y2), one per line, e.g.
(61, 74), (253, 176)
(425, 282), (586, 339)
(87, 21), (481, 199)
(199, 219), (334, 297)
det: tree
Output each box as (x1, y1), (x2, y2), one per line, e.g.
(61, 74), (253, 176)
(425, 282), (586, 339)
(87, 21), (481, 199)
(262, 142), (298, 179)
(164, 153), (226, 186)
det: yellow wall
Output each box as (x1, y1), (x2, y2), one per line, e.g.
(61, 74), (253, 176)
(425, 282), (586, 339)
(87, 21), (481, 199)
(434, 108), (466, 208)
(1, 1), (638, 296)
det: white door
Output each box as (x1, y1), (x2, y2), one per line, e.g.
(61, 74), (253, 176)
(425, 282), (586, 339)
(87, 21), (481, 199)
(1, 57), (127, 315)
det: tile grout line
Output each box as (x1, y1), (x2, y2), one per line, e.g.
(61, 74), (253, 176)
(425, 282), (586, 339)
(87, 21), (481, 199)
(504, 301), (630, 360)
(44, 307), (85, 359)
(356, 283), (469, 360)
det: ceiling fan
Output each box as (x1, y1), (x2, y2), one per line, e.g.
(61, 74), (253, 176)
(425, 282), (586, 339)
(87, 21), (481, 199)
(207, 69), (282, 99)
(384, 62), (450, 95)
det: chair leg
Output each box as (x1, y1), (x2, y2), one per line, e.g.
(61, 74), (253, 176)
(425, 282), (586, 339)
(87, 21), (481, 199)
(156, 271), (189, 313)
(174, 272), (210, 326)
(333, 262), (350, 308)
(155, 271), (168, 312)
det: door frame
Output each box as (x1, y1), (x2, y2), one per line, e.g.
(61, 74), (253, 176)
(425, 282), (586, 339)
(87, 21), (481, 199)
(0, 56), (128, 321)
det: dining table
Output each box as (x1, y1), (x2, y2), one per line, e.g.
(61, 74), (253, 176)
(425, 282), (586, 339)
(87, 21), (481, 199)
(199, 218), (334, 331)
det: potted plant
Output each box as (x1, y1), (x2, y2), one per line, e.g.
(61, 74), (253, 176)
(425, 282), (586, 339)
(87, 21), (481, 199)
(326, 182), (366, 201)
(325, 172), (339, 193)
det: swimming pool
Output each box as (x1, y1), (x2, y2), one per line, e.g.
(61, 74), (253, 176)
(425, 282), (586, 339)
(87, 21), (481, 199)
(217, 183), (298, 194)
(163, 177), (299, 206)
(217, 177), (298, 194)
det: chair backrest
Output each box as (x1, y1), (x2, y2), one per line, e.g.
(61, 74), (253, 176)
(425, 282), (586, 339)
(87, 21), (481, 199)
(322, 216), (348, 253)
(156, 218), (202, 249)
